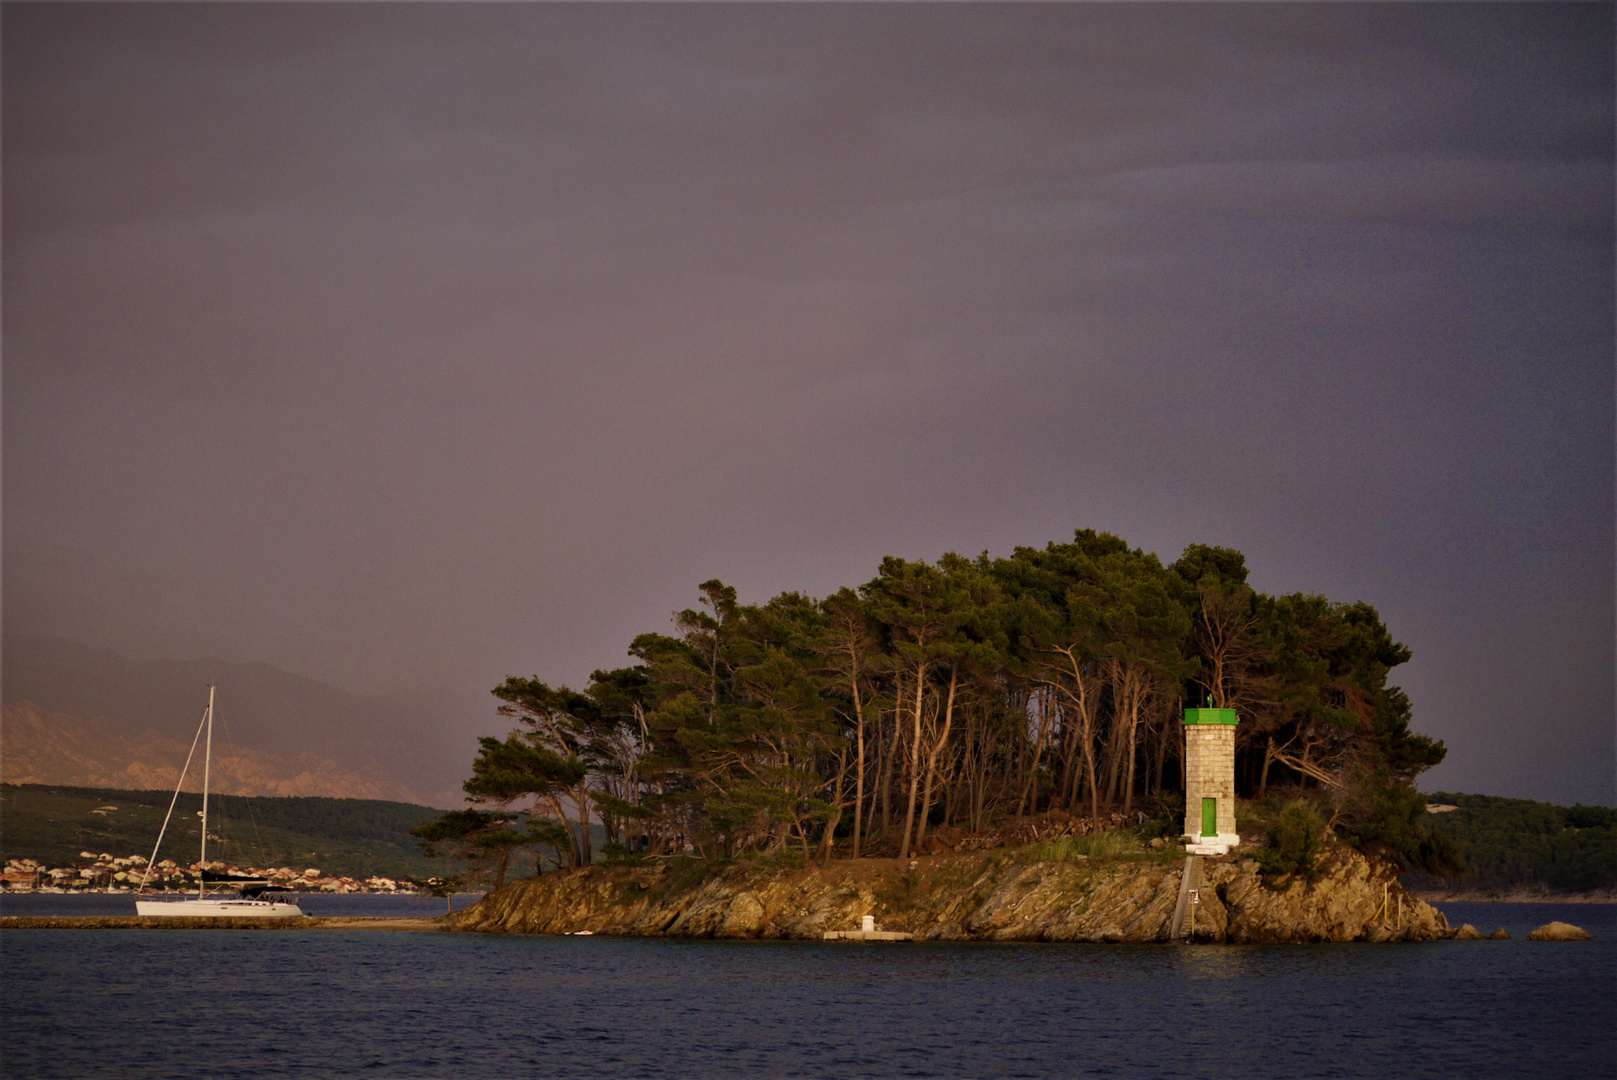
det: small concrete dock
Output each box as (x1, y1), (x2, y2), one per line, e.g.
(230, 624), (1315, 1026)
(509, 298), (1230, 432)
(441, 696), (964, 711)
(824, 915), (912, 941)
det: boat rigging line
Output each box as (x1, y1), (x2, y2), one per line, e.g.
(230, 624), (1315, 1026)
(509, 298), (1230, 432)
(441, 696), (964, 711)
(136, 693), (211, 895)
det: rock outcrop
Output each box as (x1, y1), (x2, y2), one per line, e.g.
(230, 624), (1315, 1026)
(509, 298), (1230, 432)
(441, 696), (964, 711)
(1451, 924), (1485, 940)
(1527, 921), (1592, 941)
(448, 845), (1450, 944)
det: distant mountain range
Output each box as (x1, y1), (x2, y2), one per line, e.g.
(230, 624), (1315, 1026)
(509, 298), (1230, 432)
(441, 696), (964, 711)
(1, 635), (500, 807)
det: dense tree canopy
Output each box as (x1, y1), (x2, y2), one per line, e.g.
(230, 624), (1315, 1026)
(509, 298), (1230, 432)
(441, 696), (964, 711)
(438, 529), (1452, 878)
(1412, 793), (1616, 894)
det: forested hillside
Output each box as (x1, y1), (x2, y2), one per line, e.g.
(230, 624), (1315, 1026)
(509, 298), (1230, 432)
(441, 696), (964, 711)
(1408, 792), (1617, 895)
(0, 784), (444, 879)
(418, 529), (1454, 883)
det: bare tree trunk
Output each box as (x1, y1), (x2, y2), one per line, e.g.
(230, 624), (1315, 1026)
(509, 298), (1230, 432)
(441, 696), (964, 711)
(878, 691), (899, 835)
(1082, 730), (1101, 826)
(974, 761), (987, 831)
(1016, 688), (1054, 818)
(576, 783), (593, 866)
(945, 738), (964, 830)
(1153, 703), (1171, 794)
(915, 666), (958, 852)
(1063, 743), (1083, 812)
(1099, 684), (1122, 806)
(1056, 706), (1079, 810)
(972, 710), (992, 832)
(972, 767), (983, 831)
(1123, 681), (1141, 814)
(820, 749), (849, 864)
(962, 712), (986, 833)
(1103, 705), (1127, 807)
(852, 686), (866, 858)
(898, 663), (928, 860)
(1050, 648), (1103, 828)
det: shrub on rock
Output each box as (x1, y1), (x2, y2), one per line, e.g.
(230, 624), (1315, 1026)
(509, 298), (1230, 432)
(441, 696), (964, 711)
(1256, 800), (1326, 883)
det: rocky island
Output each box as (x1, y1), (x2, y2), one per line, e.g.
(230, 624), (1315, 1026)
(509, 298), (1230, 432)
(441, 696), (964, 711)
(415, 534), (1481, 945)
(448, 842), (1450, 944)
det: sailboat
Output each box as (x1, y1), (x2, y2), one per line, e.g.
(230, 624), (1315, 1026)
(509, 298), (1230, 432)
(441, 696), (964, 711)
(133, 686), (305, 918)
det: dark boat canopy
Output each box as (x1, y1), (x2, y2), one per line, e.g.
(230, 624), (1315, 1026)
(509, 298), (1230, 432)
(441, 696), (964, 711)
(239, 884), (294, 899)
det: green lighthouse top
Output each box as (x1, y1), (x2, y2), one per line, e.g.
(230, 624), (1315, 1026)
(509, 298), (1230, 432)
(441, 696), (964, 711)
(1183, 707), (1238, 726)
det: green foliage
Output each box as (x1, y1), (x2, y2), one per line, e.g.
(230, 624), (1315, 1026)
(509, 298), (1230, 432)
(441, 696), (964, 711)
(469, 677), (634, 867)
(1022, 838), (1084, 863)
(398, 873), (469, 912)
(410, 808), (508, 846)
(0, 783), (444, 878)
(1566, 804), (1617, 830)
(875, 868), (921, 912)
(1138, 791), (1183, 839)
(598, 841), (636, 863)
(1235, 801), (1266, 835)
(1408, 792), (1617, 893)
(411, 805), (577, 884)
(1170, 544), (1250, 589)
(450, 526), (1449, 868)
(1333, 770), (1465, 875)
(463, 736), (587, 805)
(1256, 800), (1327, 882)
(642, 855), (724, 902)
(1232, 595), (1445, 792)
(1022, 831), (1132, 863)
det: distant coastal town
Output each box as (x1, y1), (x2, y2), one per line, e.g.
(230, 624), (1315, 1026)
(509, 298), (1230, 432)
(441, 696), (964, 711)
(2, 854), (414, 895)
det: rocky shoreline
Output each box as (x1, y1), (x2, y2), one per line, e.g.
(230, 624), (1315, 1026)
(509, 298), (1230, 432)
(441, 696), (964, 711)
(1409, 888), (1617, 905)
(447, 845), (1452, 944)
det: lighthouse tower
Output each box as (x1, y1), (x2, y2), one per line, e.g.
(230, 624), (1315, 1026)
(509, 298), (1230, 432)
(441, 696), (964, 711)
(1182, 707), (1240, 855)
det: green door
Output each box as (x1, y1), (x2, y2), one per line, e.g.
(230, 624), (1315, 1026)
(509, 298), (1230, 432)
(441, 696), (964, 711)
(1201, 798), (1217, 837)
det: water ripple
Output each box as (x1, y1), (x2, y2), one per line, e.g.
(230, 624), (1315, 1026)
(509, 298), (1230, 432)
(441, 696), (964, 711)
(1, 903), (1611, 1079)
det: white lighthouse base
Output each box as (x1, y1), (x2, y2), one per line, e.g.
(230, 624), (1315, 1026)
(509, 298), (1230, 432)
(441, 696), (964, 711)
(1183, 833), (1241, 857)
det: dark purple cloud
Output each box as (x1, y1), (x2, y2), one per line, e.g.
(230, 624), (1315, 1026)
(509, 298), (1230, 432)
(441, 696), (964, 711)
(5, 4), (1611, 803)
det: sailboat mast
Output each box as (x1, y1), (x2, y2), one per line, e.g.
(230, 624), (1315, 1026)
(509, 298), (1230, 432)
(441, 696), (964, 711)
(199, 684), (214, 900)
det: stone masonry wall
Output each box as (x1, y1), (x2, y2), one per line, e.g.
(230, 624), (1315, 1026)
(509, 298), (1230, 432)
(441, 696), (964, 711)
(1183, 725), (1237, 840)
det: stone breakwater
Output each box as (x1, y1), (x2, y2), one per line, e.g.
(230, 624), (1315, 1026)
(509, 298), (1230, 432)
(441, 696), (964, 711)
(0, 916), (441, 931)
(448, 846), (1451, 944)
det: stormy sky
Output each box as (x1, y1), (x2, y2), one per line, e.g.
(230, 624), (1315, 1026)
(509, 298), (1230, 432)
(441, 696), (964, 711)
(4, 4), (1612, 804)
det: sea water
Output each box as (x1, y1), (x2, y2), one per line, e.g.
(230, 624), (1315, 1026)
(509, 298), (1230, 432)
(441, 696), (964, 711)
(1, 902), (1610, 1079)
(0, 892), (485, 918)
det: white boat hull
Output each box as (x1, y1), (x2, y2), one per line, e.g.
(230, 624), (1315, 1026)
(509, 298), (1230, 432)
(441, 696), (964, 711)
(135, 898), (305, 918)
(137, 689), (310, 921)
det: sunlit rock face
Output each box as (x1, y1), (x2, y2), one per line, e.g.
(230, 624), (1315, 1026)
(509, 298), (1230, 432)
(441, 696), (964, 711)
(447, 845), (1450, 944)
